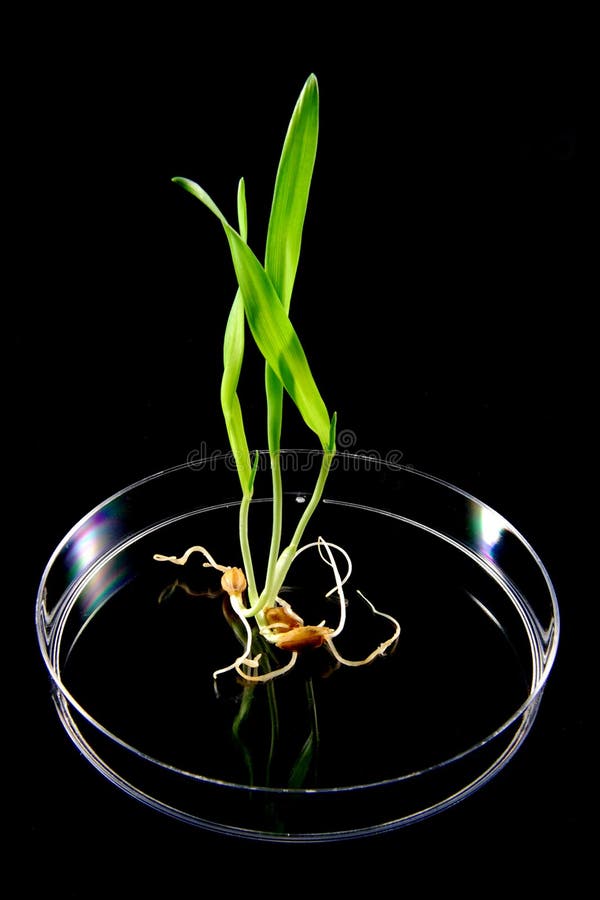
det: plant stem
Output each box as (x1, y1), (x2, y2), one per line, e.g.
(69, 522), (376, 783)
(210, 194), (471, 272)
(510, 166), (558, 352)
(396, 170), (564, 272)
(264, 366), (284, 606)
(242, 449), (335, 618)
(288, 450), (334, 551)
(239, 490), (259, 605)
(264, 449), (283, 594)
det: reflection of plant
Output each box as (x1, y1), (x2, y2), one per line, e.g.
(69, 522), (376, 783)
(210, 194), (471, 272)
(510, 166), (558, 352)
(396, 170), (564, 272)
(159, 577), (321, 789)
(224, 601), (319, 788)
(155, 74), (400, 683)
(229, 653), (322, 790)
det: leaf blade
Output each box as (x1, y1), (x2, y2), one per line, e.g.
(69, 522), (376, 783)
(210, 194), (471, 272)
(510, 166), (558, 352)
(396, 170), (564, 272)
(264, 74), (319, 454)
(221, 291), (252, 490)
(223, 224), (330, 447)
(265, 72), (319, 313)
(172, 176), (331, 449)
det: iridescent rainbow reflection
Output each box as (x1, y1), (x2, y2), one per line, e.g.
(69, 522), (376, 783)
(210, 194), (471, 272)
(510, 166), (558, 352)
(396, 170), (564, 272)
(65, 503), (124, 580)
(65, 501), (132, 618)
(469, 501), (507, 560)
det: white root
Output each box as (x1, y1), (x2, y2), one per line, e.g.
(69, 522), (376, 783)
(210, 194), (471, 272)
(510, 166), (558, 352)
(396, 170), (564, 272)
(234, 652), (299, 683)
(325, 590), (401, 667)
(292, 539), (353, 599)
(315, 537), (348, 638)
(294, 537), (400, 666)
(211, 594), (254, 680)
(153, 545), (227, 572)
(154, 538), (401, 683)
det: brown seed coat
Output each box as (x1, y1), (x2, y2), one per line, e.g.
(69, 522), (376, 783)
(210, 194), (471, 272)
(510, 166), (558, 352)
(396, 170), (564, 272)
(274, 624), (334, 652)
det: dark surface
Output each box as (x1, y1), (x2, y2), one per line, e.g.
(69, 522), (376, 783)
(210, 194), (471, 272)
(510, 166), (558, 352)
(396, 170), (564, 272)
(14, 17), (584, 895)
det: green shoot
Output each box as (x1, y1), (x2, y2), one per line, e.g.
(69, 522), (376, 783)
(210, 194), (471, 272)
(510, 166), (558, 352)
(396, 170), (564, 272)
(263, 72), (319, 604)
(171, 176), (333, 449)
(155, 74), (400, 685)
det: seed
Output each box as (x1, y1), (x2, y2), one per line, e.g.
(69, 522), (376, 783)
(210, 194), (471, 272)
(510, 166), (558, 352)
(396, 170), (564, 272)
(264, 605), (304, 630)
(221, 567), (247, 595)
(275, 624), (334, 652)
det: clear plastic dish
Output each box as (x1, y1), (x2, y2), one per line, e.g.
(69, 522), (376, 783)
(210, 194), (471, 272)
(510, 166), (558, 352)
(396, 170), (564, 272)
(36, 450), (559, 841)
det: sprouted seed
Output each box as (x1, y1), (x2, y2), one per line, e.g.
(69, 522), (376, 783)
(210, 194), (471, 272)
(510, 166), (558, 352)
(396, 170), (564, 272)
(154, 538), (400, 683)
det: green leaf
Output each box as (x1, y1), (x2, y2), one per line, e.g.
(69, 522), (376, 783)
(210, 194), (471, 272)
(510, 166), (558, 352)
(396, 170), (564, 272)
(237, 176), (248, 243)
(265, 73), (319, 313)
(264, 74), (319, 455)
(174, 178), (224, 221)
(265, 365), (284, 452)
(224, 225), (330, 447)
(221, 372), (252, 491)
(222, 290), (245, 400)
(220, 179), (252, 492)
(288, 732), (315, 788)
(173, 177), (331, 449)
(248, 450), (260, 492)
(327, 410), (337, 453)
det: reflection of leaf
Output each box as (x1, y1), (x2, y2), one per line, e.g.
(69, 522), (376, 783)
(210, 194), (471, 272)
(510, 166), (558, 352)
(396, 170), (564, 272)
(232, 684), (255, 739)
(265, 678), (279, 783)
(219, 606), (321, 790)
(232, 683), (256, 785)
(288, 732), (316, 788)
(288, 676), (319, 787)
(225, 621), (281, 786)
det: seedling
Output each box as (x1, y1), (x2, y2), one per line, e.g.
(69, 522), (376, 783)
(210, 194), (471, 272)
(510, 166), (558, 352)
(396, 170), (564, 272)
(155, 74), (400, 683)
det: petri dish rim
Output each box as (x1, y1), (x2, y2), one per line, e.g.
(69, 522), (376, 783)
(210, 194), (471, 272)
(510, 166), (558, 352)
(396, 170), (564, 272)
(35, 451), (560, 826)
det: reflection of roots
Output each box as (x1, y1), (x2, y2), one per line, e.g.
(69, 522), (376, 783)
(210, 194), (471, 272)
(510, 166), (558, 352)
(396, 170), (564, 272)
(154, 537), (401, 684)
(157, 579), (207, 605)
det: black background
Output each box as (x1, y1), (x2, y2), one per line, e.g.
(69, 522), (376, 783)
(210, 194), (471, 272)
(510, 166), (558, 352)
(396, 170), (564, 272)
(13, 12), (585, 895)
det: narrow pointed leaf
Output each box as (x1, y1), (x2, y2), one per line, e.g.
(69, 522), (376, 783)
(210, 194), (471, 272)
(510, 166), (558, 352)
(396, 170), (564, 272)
(174, 177), (225, 222)
(220, 178), (252, 491)
(173, 176), (331, 448)
(265, 73), (319, 313)
(264, 74), (319, 455)
(221, 322), (252, 491)
(222, 290), (245, 399)
(237, 177), (248, 243)
(223, 224), (330, 447)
